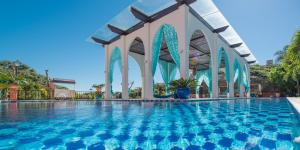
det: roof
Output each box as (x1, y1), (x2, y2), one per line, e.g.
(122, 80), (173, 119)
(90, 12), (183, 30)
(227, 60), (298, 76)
(88, 0), (256, 63)
(52, 78), (76, 84)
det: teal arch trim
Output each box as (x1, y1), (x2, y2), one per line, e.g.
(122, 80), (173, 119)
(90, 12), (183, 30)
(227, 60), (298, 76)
(217, 48), (230, 94)
(158, 60), (177, 94)
(195, 68), (212, 98)
(109, 47), (122, 93)
(233, 58), (242, 93)
(243, 65), (250, 93)
(191, 52), (215, 98)
(152, 24), (180, 77)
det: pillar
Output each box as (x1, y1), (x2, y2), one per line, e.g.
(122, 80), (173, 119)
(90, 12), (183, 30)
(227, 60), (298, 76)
(228, 50), (235, 98)
(247, 64), (251, 98)
(211, 34), (219, 98)
(121, 36), (129, 99)
(104, 45), (111, 99)
(178, 5), (189, 79)
(240, 85), (245, 98)
(144, 23), (153, 99)
(141, 73), (145, 99)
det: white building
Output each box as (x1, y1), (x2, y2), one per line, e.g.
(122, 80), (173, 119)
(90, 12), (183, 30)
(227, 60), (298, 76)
(89, 0), (256, 99)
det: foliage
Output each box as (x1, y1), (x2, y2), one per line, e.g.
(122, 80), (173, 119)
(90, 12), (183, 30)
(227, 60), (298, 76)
(267, 65), (296, 95)
(92, 84), (105, 89)
(252, 29), (300, 96)
(0, 60), (49, 99)
(129, 87), (142, 99)
(281, 30), (300, 96)
(113, 92), (122, 99)
(55, 85), (69, 90)
(154, 83), (166, 96)
(274, 45), (289, 64)
(169, 78), (196, 92)
(250, 64), (270, 79)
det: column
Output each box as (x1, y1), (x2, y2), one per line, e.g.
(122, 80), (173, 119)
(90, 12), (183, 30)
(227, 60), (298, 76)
(247, 63), (251, 98)
(240, 85), (245, 98)
(121, 36), (129, 99)
(211, 34), (219, 98)
(211, 54), (218, 98)
(228, 50), (235, 98)
(179, 5), (189, 79)
(144, 23), (153, 99)
(104, 45), (111, 99)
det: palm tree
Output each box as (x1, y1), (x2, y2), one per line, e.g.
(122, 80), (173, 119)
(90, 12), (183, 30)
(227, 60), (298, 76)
(282, 30), (300, 96)
(274, 45), (289, 64)
(92, 84), (105, 89)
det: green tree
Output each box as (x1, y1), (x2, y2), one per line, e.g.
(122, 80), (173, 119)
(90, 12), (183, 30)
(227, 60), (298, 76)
(282, 30), (300, 96)
(129, 87), (142, 99)
(154, 83), (166, 96)
(0, 61), (49, 99)
(274, 45), (289, 64)
(92, 84), (105, 89)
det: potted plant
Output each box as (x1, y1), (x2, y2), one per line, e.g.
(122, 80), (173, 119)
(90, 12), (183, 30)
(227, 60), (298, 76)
(170, 78), (196, 99)
(92, 84), (105, 100)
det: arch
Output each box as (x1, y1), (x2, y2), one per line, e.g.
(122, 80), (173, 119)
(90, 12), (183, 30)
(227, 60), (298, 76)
(188, 29), (212, 98)
(152, 24), (181, 94)
(233, 58), (242, 96)
(152, 24), (180, 76)
(127, 37), (145, 99)
(109, 47), (122, 98)
(217, 47), (230, 97)
(196, 70), (211, 98)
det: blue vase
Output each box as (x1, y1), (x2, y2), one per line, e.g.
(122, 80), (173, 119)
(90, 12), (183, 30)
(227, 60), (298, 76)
(175, 88), (191, 99)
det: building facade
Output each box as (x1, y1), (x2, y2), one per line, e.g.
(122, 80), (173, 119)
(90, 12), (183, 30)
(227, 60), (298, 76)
(89, 0), (256, 99)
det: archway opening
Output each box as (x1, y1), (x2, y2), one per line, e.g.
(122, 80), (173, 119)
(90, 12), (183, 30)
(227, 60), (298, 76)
(128, 38), (145, 99)
(189, 30), (211, 98)
(110, 47), (122, 99)
(199, 81), (209, 98)
(218, 48), (230, 98)
(234, 80), (239, 97)
(152, 24), (180, 97)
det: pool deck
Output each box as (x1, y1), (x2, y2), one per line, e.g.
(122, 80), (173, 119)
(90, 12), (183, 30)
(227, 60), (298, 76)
(287, 97), (300, 114)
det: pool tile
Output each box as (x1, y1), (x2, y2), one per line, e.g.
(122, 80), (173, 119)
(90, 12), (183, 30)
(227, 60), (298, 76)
(168, 134), (179, 142)
(97, 133), (112, 140)
(186, 145), (200, 150)
(260, 138), (276, 149)
(218, 137), (233, 148)
(245, 143), (260, 150)
(66, 139), (86, 150)
(202, 142), (215, 150)
(277, 133), (292, 141)
(87, 142), (105, 150)
(78, 130), (94, 138)
(61, 129), (76, 135)
(248, 128), (262, 137)
(235, 132), (249, 142)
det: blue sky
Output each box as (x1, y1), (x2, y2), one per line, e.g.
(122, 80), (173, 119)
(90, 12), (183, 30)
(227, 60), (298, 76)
(1, 0), (300, 91)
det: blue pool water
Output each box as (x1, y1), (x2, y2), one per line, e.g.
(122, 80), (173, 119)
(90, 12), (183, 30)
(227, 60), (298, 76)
(0, 99), (300, 150)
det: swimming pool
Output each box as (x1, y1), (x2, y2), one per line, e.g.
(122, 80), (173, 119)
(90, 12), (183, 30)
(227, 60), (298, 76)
(0, 99), (299, 150)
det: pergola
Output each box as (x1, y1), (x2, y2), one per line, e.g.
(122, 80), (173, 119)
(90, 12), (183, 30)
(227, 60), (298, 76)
(89, 0), (256, 99)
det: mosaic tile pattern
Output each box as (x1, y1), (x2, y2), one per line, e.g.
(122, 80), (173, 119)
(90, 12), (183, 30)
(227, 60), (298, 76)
(0, 99), (300, 149)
